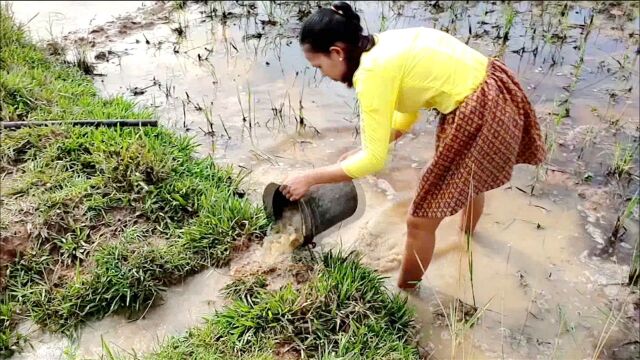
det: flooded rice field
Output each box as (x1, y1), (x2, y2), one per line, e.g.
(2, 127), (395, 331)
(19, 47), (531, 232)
(7, 0), (640, 359)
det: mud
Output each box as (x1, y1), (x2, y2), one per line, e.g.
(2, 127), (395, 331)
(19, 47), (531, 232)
(0, 225), (29, 287)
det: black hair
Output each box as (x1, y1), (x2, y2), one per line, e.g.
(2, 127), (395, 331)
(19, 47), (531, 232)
(299, 1), (374, 87)
(299, 1), (363, 53)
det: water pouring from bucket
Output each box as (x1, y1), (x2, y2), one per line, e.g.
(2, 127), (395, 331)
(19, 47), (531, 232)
(262, 181), (361, 248)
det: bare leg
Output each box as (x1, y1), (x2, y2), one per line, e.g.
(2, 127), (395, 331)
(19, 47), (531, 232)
(460, 193), (485, 234)
(397, 216), (443, 289)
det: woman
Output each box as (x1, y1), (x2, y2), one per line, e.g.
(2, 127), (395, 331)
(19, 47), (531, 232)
(279, 2), (546, 289)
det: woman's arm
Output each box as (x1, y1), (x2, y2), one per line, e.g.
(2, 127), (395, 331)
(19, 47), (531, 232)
(338, 128), (405, 163)
(279, 163), (350, 201)
(281, 70), (407, 200)
(280, 129), (407, 201)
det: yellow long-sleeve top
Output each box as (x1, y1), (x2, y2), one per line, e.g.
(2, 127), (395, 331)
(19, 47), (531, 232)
(340, 27), (489, 178)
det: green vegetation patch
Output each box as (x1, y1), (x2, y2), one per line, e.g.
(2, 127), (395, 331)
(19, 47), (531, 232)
(1, 126), (268, 334)
(138, 252), (419, 360)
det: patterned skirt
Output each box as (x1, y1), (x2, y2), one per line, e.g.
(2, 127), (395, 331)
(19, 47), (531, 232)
(410, 59), (546, 218)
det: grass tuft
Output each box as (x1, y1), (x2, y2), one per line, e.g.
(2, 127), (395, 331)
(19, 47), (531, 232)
(0, 300), (25, 358)
(136, 251), (419, 360)
(221, 275), (268, 303)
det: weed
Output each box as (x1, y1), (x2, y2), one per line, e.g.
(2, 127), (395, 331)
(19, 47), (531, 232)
(201, 101), (230, 142)
(630, 217), (640, 286)
(171, 15), (187, 39)
(262, 1), (279, 25)
(379, 6), (389, 32)
(577, 126), (597, 160)
(432, 294), (493, 358)
(464, 233), (476, 307)
(70, 47), (95, 75)
(501, 2), (516, 44)
(592, 296), (634, 359)
(171, 0), (187, 11)
(44, 39), (66, 58)
(608, 142), (637, 179)
(267, 91), (285, 129)
(551, 305), (576, 358)
(134, 252), (419, 359)
(601, 194), (640, 258)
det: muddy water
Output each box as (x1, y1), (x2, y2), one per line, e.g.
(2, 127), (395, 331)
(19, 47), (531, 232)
(8, 1), (640, 359)
(326, 167), (618, 359)
(229, 206), (304, 284)
(14, 267), (231, 358)
(266, 206), (304, 255)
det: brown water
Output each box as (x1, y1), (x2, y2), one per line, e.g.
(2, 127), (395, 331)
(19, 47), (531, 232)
(8, 1), (639, 359)
(230, 206), (304, 281)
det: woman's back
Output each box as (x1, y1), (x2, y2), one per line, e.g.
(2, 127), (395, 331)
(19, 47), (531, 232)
(356, 27), (488, 114)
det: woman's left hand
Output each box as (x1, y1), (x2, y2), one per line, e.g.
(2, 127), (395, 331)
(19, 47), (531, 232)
(280, 172), (315, 201)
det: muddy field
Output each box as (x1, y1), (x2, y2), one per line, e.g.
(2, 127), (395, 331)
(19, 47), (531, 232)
(6, 0), (640, 359)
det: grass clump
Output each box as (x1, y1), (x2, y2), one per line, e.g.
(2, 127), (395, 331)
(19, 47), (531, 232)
(608, 142), (637, 179)
(1, 126), (269, 332)
(0, 7), (268, 353)
(136, 252), (419, 360)
(221, 275), (268, 303)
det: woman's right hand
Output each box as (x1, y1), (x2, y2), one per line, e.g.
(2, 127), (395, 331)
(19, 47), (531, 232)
(337, 148), (360, 163)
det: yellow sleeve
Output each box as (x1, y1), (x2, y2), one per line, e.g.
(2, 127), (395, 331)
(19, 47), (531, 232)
(392, 111), (419, 132)
(340, 69), (400, 179)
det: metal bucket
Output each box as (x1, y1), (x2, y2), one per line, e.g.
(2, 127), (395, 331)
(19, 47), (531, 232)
(262, 181), (361, 247)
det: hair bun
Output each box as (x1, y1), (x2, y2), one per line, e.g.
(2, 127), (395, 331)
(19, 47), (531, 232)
(331, 1), (360, 24)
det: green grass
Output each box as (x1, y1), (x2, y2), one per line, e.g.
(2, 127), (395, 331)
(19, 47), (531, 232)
(1, 125), (269, 333)
(0, 300), (25, 358)
(118, 252), (419, 360)
(501, 2), (516, 44)
(221, 275), (268, 304)
(608, 142), (637, 179)
(0, 8), (268, 356)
